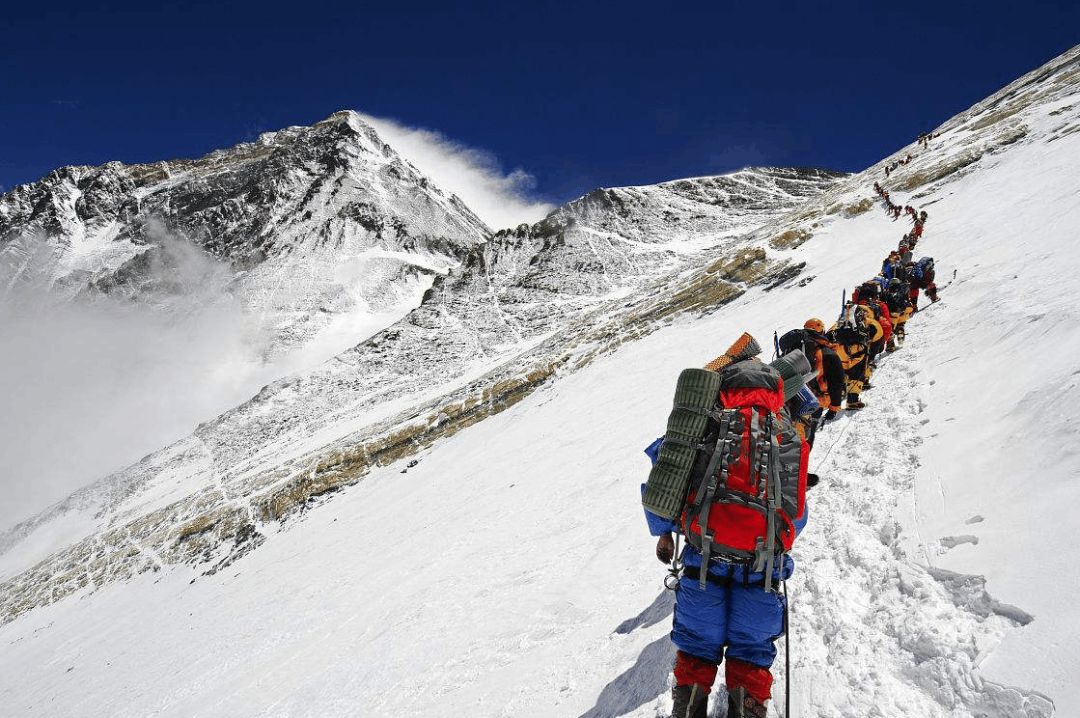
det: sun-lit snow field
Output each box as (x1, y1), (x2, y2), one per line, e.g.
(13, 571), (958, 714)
(3, 60), (1080, 718)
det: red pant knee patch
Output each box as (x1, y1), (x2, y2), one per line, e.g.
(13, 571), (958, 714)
(726, 657), (773, 702)
(674, 651), (718, 693)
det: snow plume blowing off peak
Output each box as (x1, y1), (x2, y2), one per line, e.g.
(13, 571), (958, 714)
(358, 112), (555, 230)
(0, 225), (284, 530)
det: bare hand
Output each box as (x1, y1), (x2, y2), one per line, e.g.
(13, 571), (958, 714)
(655, 533), (675, 564)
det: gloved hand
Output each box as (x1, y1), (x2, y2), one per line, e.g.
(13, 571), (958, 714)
(806, 473), (821, 488)
(824, 409), (838, 421)
(655, 533), (675, 564)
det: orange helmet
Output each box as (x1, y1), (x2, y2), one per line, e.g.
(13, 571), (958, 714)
(804, 318), (825, 333)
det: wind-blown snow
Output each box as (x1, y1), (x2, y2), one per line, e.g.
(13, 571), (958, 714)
(359, 113), (556, 229)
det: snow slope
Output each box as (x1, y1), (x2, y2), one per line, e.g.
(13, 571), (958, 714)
(1, 45), (1079, 718)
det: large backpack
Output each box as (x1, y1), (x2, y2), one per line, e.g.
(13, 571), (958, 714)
(911, 256), (934, 281)
(864, 298), (887, 324)
(885, 287), (910, 313)
(777, 328), (807, 357)
(643, 358), (809, 592)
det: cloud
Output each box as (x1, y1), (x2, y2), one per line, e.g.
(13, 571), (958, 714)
(358, 113), (555, 231)
(0, 228), (284, 529)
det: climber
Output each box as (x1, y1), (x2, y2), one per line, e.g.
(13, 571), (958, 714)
(881, 251), (902, 281)
(896, 249), (912, 277)
(830, 303), (877, 409)
(644, 334), (810, 718)
(855, 282), (891, 376)
(884, 278), (913, 350)
(908, 257), (939, 309)
(801, 318), (846, 438)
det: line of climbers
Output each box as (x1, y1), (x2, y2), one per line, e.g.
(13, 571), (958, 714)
(916, 131), (940, 149)
(640, 173), (944, 718)
(884, 132), (939, 176)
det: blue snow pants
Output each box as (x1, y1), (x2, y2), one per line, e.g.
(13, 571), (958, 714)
(671, 571), (786, 667)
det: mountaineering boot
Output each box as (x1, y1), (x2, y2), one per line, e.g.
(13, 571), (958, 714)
(726, 686), (768, 718)
(671, 684), (708, 718)
(846, 393), (865, 410)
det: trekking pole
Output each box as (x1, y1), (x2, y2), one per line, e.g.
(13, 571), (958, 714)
(773, 330), (780, 360)
(783, 579), (791, 718)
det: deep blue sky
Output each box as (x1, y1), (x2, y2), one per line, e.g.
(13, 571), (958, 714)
(1, 1), (1077, 202)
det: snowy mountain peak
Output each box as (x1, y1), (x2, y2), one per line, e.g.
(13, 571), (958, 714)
(0, 109), (493, 357)
(312, 108), (376, 135)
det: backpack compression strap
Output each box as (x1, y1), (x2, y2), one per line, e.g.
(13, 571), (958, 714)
(758, 412), (785, 594)
(690, 408), (740, 589)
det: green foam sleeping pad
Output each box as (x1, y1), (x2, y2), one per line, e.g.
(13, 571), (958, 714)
(769, 348), (813, 401)
(642, 368), (722, 520)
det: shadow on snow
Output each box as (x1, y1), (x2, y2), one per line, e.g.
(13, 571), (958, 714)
(579, 591), (677, 718)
